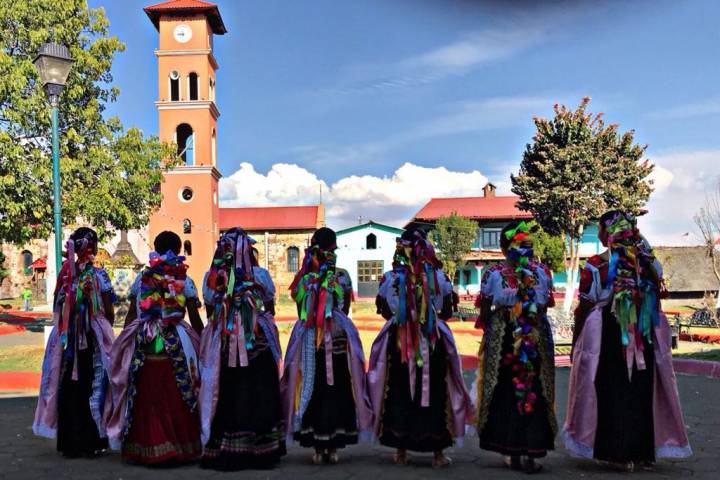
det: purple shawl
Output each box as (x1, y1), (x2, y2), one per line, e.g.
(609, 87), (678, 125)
(33, 309), (115, 439)
(563, 303), (692, 458)
(280, 310), (373, 443)
(367, 320), (474, 445)
(199, 311), (282, 445)
(106, 318), (200, 449)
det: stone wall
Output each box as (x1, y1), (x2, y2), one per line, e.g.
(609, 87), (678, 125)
(248, 229), (314, 296)
(0, 240), (49, 300)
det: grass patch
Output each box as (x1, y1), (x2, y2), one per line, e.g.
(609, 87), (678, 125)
(674, 349), (720, 362)
(0, 345), (45, 372)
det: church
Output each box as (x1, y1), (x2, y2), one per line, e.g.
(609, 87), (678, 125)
(0, 0), (324, 303)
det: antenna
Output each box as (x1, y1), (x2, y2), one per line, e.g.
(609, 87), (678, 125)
(358, 215), (363, 225)
(319, 183), (323, 204)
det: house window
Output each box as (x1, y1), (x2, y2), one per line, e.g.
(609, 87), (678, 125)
(463, 269), (471, 286)
(21, 250), (33, 275)
(366, 233), (377, 250)
(182, 219), (191, 234)
(287, 246), (300, 273)
(482, 228), (501, 250)
(183, 240), (192, 256)
(188, 72), (198, 100)
(357, 260), (383, 283)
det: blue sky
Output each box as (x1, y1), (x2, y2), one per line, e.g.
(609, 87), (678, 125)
(91, 0), (720, 242)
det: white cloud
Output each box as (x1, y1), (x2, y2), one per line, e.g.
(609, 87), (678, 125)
(638, 149), (720, 246)
(332, 26), (548, 95)
(644, 97), (720, 121)
(219, 162), (489, 228)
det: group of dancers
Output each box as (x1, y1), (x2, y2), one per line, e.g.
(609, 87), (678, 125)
(32, 209), (691, 472)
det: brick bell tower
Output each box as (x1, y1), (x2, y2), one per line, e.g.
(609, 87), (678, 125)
(144, 0), (226, 279)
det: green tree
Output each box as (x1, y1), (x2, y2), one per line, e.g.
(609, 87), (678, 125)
(530, 221), (565, 273)
(511, 97), (653, 311)
(0, 251), (8, 285)
(433, 213), (478, 282)
(0, 0), (176, 244)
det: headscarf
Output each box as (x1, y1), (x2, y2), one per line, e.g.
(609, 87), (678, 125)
(205, 228), (264, 360)
(503, 221), (541, 415)
(56, 229), (101, 352)
(602, 210), (661, 349)
(391, 229), (443, 367)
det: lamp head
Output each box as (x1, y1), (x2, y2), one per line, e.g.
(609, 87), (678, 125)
(33, 43), (73, 106)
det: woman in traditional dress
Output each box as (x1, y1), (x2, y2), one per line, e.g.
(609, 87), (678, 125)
(198, 228), (285, 470)
(368, 230), (473, 468)
(368, 229), (473, 468)
(563, 210), (692, 470)
(476, 220), (556, 473)
(280, 227), (372, 465)
(107, 231), (204, 465)
(34, 227), (116, 458)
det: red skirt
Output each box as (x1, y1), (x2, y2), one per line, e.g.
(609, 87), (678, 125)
(122, 354), (201, 465)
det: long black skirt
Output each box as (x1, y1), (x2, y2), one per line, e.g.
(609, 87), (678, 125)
(56, 335), (108, 457)
(294, 347), (358, 450)
(201, 344), (286, 470)
(480, 323), (554, 458)
(379, 328), (452, 452)
(594, 306), (655, 463)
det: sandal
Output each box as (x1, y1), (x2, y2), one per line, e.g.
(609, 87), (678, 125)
(504, 456), (523, 470)
(393, 451), (408, 465)
(524, 458), (543, 474)
(312, 452), (324, 465)
(432, 454), (452, 469)
(328, 451), (339, 465)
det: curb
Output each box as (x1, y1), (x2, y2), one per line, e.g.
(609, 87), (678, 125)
(672, 359), (720, 378)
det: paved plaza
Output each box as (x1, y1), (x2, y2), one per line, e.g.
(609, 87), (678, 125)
(1, 369), (718, 479)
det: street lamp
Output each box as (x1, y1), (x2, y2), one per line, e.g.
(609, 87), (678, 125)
(33, 43), (73, 274)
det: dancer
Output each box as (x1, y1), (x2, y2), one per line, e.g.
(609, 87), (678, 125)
(476, 221), (556, 473)
(108, 231), (204, 465)
(34, 227), (116, 458)
(368, 229), (474, 468)
(199, 228), (285, 470)
(280, 227), (372, 465)
(563, 210), (691, 470)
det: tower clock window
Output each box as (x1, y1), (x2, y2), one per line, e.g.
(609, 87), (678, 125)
(176, 123), (194, 165)
(169, 70), (180, 101)
(188, 72), (198, 101)
(182, 219), (191, 234)
(183, 240), (192, 256)
(179, 187), (194, 203)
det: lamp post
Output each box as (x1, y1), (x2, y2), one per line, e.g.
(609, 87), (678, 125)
(33, 43), (73, 274)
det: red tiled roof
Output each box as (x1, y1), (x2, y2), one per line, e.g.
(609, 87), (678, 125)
(411, 196), (532, 223)
(29, 257), (47, 270)
(219, 206), (323, 231)
(144, 0), (227, 34)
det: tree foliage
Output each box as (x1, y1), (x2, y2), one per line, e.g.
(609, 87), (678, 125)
(511, 97), (653, 308)
(694, 181), (720, 292)
(530, 221), (565, 273)
(433, 213), (478, 281)
(0, 0), (176, 244)
(0, 251), (8, 284)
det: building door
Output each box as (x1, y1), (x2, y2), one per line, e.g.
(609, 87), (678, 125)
(357, 260), (384, 298)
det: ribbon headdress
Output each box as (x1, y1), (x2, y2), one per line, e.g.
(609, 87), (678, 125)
(602, 210), (661, 376)
(503, 221), (542, 415)
(392, 230), (444, 366)
(288, 228), (344, 385)
(205, 228), (264, 367)
(137, 249), (189, 351)
(56, 230), (101, 352)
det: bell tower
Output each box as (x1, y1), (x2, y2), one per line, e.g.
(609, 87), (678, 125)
(144, 0), (226, 278)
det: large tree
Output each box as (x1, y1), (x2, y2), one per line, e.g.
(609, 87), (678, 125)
(433, 213), (478, 282)
(0, 0), (175, 245)
(694, 180), (720, 308)
(530, 221), (566, 273)
(512, 97), (654, 311)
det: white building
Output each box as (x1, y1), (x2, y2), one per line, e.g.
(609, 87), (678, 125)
(336, 221), (404, 298)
